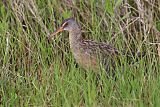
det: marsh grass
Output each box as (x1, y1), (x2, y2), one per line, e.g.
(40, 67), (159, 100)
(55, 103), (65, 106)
(0, 0), (160, 106)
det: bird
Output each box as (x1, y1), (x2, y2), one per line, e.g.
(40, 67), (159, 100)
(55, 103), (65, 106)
(50, 18), (124, 73)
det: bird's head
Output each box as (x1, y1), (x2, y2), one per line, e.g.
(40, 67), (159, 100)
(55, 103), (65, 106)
(51, 18), (80, 37)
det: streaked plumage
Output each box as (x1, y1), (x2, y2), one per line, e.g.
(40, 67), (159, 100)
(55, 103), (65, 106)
(51, 18), (120, 73)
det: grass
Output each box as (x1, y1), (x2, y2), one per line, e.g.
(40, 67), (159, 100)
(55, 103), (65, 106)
(0, 0), (160, 106)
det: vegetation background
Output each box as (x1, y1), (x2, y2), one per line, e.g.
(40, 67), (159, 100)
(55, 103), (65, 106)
(0, 0), (160, 106)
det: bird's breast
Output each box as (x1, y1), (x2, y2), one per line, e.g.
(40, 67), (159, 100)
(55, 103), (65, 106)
(71, 47), (100, 72)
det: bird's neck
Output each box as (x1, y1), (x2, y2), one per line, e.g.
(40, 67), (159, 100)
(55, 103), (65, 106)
(69, 29), (82, 46)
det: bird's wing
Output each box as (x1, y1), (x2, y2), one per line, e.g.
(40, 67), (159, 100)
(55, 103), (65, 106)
(82, 40), (119, 56)
(81, 40), (119, 72)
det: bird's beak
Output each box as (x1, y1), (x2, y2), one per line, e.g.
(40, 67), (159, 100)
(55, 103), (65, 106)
(50, 26), (64, 38)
